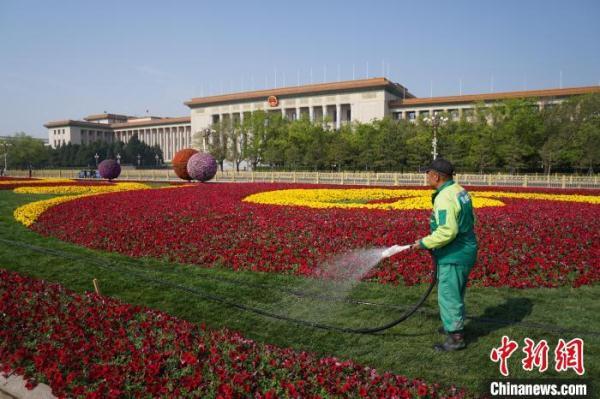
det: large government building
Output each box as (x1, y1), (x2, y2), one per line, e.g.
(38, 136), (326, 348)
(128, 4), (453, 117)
(45, 77), (600, 162)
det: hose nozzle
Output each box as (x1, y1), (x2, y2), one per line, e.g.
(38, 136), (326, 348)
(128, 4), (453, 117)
(381, 244), (411, 259)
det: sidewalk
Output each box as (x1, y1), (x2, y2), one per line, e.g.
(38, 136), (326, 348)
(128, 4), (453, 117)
(0, 367), (55, 399)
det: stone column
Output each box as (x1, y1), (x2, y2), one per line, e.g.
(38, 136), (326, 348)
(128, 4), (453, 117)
(336, 103), (341, 129)
(160, 129), (164, 160)
(309, 106), (314, 121)
(166, 128), (171, 161)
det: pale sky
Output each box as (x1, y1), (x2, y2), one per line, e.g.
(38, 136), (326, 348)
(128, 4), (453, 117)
(1, 0), (599, 138)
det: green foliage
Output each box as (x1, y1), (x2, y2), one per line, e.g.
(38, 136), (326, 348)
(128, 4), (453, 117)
(0, 133), (163, 169)
(0, 191), (599, 393)
(1, 133), (49, 169)
(7, 93), (599, 173)
(192, 95), (600, 173)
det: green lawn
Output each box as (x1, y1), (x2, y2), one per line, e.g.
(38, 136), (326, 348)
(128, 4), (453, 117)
(0, 190), (597, 394)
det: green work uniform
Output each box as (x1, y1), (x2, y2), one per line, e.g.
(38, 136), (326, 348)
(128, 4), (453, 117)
(419, 180), (478, 333)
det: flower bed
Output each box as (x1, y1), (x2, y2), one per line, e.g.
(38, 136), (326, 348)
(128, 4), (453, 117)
(13, 182), (150, 226)
(29, 183), (600, 288)
(0, 269), (467, 398)
(0, 178), (114, 190)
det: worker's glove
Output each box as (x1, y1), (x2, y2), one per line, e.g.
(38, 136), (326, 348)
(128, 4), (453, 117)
(381, 244), (411, 258)
(411, 240), (422, 250)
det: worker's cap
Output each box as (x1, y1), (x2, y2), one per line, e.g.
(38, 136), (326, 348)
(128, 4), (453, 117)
(425, 158), (454, 176)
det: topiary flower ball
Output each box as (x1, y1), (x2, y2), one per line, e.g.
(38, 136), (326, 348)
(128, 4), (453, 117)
(98, 159), (121, 180)
(172, 148), (199, 180)
(186, 152), (217, 182)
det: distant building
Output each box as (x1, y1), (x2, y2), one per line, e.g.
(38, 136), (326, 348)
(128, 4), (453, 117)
(388, 86), (600, 121)
(45, 77), (600, 162)
(45, 114), (191, 162)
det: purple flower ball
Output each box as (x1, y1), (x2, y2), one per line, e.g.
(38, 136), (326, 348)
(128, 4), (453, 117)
(186, 153), (217, 182)
(98, 159), (121, 180)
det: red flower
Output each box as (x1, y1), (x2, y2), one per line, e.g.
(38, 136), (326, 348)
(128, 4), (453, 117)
(0, 269), (468, 398)
(31, 183), (600, 289)
(180, 351), (198, 366)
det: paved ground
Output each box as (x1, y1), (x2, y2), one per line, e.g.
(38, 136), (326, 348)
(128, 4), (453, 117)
(0, 367), (55, 399)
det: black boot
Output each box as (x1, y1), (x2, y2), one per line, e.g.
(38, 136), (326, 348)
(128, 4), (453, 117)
(434, 332), (466, 352)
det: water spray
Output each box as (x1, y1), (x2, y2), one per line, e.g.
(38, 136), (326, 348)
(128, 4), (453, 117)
(308, 244), (437, 333)
(319, 245), (438, 334)
(381, 244), (411, 259)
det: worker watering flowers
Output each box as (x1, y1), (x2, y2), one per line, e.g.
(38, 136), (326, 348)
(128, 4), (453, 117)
(411, 158), (478, 352)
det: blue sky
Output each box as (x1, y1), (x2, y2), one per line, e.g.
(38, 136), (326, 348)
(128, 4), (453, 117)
(1, 0), (599, 138)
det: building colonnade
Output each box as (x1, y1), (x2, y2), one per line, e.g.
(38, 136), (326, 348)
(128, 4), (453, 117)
(211, 103), (352, 130)
(114, 124), (192, 161)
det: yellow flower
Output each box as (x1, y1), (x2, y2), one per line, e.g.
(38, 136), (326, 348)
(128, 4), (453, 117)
(243, 188), (599, 210)
(0, 178), (74, 185)
(14, 182), (149, 195)
(13, 182), (150, 226)
(472, 191), (600, 204)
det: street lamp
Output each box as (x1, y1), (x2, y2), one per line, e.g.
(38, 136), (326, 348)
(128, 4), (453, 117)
(116, 153), (121, 164)
(202, 128), (213, 152)
(155, 154), (159, 166)
(137, 154), (141, 167)
(94, 153), (100, 167)
(1, 142), (11, 174)
(423, 114), (449, 161)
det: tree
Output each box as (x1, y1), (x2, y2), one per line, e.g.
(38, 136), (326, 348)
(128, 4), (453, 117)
(539, 104), (571, 174)
(206, 121), (229, 171)
(243, 111), (268, 170)
(302, 120), (331, 171)
(405, 120), (432, 171)
(353, 122), (379, 171)
(568, 94), (600, 174)
(369, 117), (406, 171)
(464, 104), (504, 172)
(262, 113), (287, 169)
(327, 122), (357, 171)
(2, 133), (49, 169)
(228, 119), (249, 172)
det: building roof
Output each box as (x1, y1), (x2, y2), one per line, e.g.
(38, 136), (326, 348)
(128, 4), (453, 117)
(389, 86), (600, 108)
(184, 77), (415, 107)
(45, 116), (190, 130)
(83, 113), (132, 121)
(44, 120), (114, 129)
(110, 116), (190, 129)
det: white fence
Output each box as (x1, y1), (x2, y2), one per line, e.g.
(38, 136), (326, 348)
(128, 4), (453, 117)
(5, 169), (600, 189)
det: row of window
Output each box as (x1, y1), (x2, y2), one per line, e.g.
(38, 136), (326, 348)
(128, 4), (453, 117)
(393, 108), (476, 120)
(211, 107), (353, 124)
(393, 102), (556, 121)
(81, 129), (111, 139)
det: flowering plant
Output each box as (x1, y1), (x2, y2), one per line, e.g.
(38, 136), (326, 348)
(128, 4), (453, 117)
(186, 152), (217, 182)
(173, 148), (199, 180)
(0, 269), (467, 398)
(98, 160), (121, 180)
(30, 183), (600, 288)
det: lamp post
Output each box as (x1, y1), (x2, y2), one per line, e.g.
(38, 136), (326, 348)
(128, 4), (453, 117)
(202, 128), (213, 152)
(155, 154), (159, 167)
(116, 153), (121, 164)
(1, 142), (11, 173)
(94, 153), (100, 167)
(423, 114), (448, 161)
(137, 154), (141, 167)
